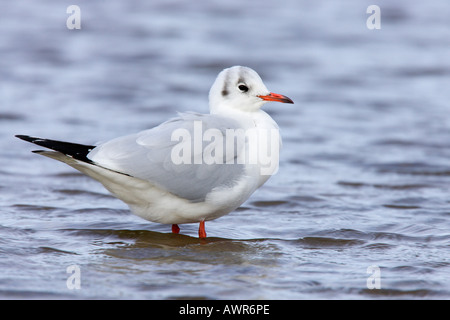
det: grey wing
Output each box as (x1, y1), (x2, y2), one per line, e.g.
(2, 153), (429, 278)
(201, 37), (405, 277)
(87, 113), (245, 202)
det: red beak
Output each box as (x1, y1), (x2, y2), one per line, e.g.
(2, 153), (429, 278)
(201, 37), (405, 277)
(258, 92), (294, 104)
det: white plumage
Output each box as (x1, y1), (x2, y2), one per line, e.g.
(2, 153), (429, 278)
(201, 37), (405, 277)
(16, 66), (293, 238)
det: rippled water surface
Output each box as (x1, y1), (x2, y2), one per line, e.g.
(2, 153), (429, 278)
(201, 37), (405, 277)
(1, 0), (450, 299)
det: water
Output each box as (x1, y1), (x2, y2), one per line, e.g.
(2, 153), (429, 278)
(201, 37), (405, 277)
(1, 0), (450, 299)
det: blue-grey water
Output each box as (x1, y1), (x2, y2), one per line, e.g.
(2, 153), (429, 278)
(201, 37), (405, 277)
(1, 0), (450, 299)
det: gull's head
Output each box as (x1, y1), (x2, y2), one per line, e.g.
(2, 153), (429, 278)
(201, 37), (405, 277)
(209, 66), (293, 114)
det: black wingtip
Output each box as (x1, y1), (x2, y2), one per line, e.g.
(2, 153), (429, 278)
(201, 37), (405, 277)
(15, 135), (37, 142)
(16, 135), (54, 147)
(16, 134), (96, 164)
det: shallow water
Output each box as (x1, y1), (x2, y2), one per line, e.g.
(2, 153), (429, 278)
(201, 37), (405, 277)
(1, 0), (450, 299)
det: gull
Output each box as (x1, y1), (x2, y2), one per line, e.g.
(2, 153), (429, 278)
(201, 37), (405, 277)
(16, 66), (293, 238)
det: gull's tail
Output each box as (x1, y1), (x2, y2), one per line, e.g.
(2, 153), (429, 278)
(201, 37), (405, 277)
(15, 135), (96, 164)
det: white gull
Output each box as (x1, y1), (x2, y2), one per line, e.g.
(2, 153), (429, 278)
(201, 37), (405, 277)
(16, 66), (293, 238)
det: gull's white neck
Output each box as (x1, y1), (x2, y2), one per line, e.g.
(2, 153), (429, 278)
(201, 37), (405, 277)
(211, 105), (279, 132)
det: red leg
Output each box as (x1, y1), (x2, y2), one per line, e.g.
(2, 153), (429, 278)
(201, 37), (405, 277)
(172, 224), (180, 234)
(198, 220), (207, 239)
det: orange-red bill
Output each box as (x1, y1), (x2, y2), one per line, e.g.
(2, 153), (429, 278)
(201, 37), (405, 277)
(259, 92), (294, 104)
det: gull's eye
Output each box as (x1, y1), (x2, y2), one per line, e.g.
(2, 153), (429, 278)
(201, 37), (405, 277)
(238, 84), (249, 93)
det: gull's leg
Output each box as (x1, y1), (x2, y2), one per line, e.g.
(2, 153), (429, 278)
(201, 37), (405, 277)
(198, 220), (207, 239)
(172, 224), (180, 234)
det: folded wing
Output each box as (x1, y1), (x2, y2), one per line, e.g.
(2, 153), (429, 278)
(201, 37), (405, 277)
(87, 113), (246, 202)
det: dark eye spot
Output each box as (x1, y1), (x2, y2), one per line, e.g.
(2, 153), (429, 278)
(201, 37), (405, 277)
(238, 84), (248, 92)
